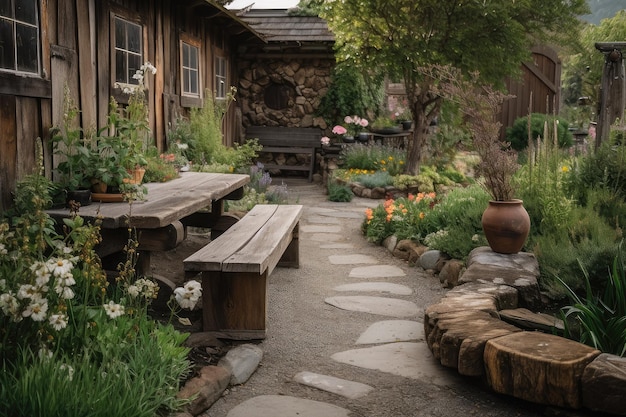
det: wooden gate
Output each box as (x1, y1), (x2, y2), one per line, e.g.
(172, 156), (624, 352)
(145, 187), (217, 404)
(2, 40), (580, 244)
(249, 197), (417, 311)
(500, 45), (561, 138)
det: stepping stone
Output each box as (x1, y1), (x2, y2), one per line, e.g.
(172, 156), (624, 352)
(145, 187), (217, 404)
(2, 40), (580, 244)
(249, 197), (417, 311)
(293, 371), (374, 399)
(329, 254), (378, 265)
(226, 395), (351, 417)
(325, 296), (419, 318)
(306, 216), (342, 224)
(333, 282), (412, 295)
(356, 320), (424, 344)
(320, 243), (355, 249)
(310, 233), (344, 242)
(348, 265), (406, 278)
(331, 342), (455, 384)
(300, 225), (342, 233)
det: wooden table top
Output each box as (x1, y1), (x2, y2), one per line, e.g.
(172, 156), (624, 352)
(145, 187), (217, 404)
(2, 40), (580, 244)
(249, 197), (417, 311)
(46, 172), (250, 229)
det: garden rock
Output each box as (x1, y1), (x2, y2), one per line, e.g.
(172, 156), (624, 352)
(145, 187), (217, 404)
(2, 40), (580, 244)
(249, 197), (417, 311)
(370, 187), (386, 199)
(582, 353), (626, 415)
(383, 235), (398, 252)
(419, 249), (442, 270)
(467, 246), (540, 276)
(438, 259), (464, 288)
(459, 263), (542, 310)
(393, 239), (425, 263)
(218, 344), (263, 385)
(484, 332), (600, 409)
(177, 365), (231, 416)
(446, 281), (518, 310)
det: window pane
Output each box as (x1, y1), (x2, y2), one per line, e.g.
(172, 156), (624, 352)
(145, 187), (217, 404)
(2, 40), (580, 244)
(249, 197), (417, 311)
(190, 70), (198, 94)
(15, 0), (36, 24)
(128, 53), (141, 84)
(16, 23), (37, 72)
(115, 49), (126, 83)
(0, 0), (13, 18)
(115, 18), (126, 49)
(127, 22), (141, 53)
(189, 46), (197, 69)
(182, 43), (189, 67)
(0, 19), (15, 69)
(183, 68), (190, 93)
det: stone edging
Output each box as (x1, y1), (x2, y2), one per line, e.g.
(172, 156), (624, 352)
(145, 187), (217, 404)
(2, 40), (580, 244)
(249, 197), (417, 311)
(400, 245), (626, 415)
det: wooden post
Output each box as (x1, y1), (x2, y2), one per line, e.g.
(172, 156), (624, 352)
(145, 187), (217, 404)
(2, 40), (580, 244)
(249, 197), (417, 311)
(594, 42), (626, 147)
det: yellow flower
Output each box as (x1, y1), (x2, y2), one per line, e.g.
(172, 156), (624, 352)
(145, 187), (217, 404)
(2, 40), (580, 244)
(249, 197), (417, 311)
(561, 165), (569, 173)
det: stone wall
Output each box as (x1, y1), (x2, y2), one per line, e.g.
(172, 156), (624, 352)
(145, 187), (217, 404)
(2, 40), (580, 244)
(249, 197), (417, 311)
(238, 57), (334, 131)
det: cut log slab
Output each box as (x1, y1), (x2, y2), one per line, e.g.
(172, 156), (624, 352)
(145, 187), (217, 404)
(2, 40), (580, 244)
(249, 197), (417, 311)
(445, 281), (519, 310)
(582, 353), (626, 415)
(424, 309), (520, 376)
(499, 308), (564, 333)
(484, 332), (600, 409)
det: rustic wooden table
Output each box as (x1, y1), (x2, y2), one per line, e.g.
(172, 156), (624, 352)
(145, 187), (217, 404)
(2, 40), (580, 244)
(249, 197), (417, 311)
(46, 172), (250, 273)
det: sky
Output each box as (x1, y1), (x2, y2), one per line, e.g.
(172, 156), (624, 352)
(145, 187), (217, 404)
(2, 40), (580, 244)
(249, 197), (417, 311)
(226, 0), (300, 9)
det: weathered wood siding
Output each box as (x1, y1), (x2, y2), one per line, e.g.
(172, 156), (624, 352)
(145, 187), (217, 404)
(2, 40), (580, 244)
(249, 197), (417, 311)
(0, 0), (246, 213)
(501, 45), (562, 137)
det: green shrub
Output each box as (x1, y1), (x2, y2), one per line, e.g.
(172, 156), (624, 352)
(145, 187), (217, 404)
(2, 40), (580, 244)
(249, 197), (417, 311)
(352, 171), (394, 188)
(327, 181), (354, 202)
(421, 185), (490, 259)
(558, 244), (626, 356)
(342, 144), (406, 173)
(506, 113), (573, 150)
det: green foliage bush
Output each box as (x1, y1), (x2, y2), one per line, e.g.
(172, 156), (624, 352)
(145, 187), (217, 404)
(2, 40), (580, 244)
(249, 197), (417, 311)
(327, 181), (354, 202)
(342, 144), (405, 173)
(558, 244), (626, 356)
(506, 113), (573, 151)
(352, 171), (394, 188)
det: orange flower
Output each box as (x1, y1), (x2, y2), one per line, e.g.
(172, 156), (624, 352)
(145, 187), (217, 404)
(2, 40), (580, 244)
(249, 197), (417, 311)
(419, 212), (425, 219)
(408, 193), (415, 201)
(365, 208), (373, 221)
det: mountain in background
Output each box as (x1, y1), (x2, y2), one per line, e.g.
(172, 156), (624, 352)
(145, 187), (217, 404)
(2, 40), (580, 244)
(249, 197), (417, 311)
(580, 0), (626, 25)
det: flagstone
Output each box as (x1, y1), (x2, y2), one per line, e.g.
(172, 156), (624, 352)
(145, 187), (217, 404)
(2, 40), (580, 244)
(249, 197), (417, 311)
(320, 243), (355, 249)
(300, 225), (342, 233)
(356, 320), (424, 344)
(333, 282), (412, 295)
(293, 371), (374, 399)
(310, 233), (344, 242)
(349, 265), (406, 278)
(226, 395), (351, 417)
(329, 254), (378, 264)
(325, 296), (419, 318)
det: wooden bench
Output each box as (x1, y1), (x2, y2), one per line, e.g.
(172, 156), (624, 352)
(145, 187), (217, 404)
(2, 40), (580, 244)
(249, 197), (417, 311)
(183, 204), (303, 340)
(246, 126), (321, 182)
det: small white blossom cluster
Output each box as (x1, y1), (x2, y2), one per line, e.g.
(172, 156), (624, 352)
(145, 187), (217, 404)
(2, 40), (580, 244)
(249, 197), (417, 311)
(103, 300), (125, 319)
(423, 229), (449, 248)
(0, 253), (78, 331)
(126, 278), (159, 302)
(173, 280), (202, 310)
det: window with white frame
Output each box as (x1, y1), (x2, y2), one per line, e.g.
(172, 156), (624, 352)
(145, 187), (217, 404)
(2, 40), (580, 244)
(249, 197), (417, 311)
(215, 56), (227, 99)
(0, 0), (40, 74)
(113, 16), (142, 86)
(181, 40), (200, 97)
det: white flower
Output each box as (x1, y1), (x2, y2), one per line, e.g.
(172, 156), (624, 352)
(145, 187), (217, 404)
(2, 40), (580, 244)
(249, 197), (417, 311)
(49, 313), (68, 331)
(23, 297), (48, 321)
(46, 257), (73, 277)
(103, 301), (125, 319)
(32, 262), (51, 287)
(38, 346), (53, 359)
(59, 363), (74, 381)
(17, 284), (38, 300)
(175, 142), (188, 150)
(127, 285), (140, 297)
(174, 280), (202, 310)
(60, 287), (75, 300)
(0, 292), (19, 315)
(0, 243), (7, 255)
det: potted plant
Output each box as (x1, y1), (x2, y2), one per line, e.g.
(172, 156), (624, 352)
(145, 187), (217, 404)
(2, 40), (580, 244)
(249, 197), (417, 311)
(50, 87), (93, 206)
(443, 71), (529, 254)
(369, 115), (401, 134)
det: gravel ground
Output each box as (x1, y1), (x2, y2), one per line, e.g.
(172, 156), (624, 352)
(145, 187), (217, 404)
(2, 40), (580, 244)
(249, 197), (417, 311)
(153, 178), (604, 417)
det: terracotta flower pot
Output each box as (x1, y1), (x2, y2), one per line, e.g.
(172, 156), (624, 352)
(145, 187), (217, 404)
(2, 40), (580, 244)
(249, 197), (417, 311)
(481, 199), (530, 254)
(126, 167), (146, 185)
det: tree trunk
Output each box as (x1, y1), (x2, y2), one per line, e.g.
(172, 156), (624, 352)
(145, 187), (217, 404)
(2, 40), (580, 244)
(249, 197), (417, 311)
(405, 91), (440, 175)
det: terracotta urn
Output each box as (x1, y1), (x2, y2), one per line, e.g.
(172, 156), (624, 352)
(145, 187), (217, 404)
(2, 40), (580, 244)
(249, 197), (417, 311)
(481, 199), (530, 254)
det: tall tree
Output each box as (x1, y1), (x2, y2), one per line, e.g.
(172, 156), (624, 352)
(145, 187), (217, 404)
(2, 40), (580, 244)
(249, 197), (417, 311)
(321, 0), (588, 174)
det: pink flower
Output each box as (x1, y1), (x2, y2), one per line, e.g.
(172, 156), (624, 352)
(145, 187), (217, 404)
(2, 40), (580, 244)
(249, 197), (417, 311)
(344, 115), (354, 124)
(321, 136), (331, 145)
(359, 118), (369, 127)
(332, 125), (347, 135)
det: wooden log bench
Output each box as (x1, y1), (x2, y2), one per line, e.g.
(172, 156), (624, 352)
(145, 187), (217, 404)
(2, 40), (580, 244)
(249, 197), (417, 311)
(183, 204), (303, 340)
(246, 126), (321, 182)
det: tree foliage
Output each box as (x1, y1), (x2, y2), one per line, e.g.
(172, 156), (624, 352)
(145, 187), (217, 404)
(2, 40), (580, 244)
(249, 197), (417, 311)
(321, 0), (588, 174)
(563, 10), (626, 110)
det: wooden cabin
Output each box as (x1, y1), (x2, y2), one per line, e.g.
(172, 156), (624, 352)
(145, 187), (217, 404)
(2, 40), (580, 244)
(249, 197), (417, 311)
(0, 0), (262, 213)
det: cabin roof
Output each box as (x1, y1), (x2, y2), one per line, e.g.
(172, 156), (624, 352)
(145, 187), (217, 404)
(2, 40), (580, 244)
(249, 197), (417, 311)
(231, 9), (334, 43)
